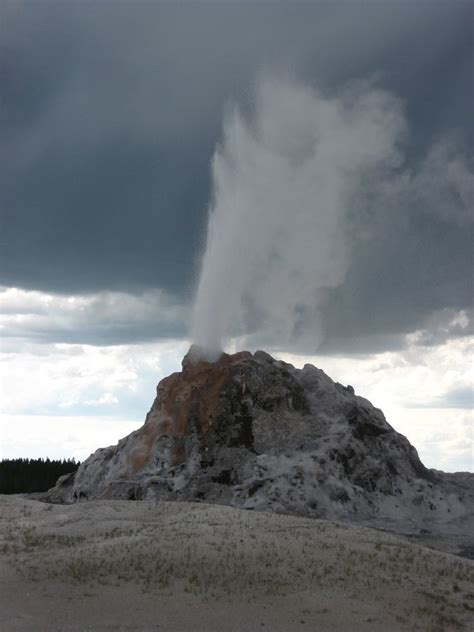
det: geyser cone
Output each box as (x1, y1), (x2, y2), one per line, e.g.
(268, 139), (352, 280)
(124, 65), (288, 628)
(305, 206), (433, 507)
(45, 347), (474, 557)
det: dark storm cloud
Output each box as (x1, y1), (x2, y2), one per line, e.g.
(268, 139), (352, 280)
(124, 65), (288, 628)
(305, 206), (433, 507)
(320, 181), (473, 354)
(1, 1), (472, 350)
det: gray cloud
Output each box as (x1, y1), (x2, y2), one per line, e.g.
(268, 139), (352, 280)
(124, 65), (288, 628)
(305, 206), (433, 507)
(435, 387), (473, 410)
(0, 1), (472, 352)
(319, 138), (474, 353)
(0, 287), (186, 346)
(408, 386), (473, 410)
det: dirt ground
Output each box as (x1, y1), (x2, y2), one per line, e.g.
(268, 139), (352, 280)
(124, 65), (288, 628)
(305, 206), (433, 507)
(1, 495), (473, 631)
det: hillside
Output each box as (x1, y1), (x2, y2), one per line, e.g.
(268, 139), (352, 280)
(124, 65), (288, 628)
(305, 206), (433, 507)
(1, 495), (473, 631)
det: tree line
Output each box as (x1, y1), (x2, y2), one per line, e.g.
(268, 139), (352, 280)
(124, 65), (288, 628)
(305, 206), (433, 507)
(0, 458), (80, 494)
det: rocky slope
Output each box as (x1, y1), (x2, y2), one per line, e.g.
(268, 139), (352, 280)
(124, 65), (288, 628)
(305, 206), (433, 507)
(48, 346), (474, 540)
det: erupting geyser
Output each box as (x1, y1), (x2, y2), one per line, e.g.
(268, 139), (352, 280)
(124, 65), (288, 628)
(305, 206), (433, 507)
(191, 76), (405, 355)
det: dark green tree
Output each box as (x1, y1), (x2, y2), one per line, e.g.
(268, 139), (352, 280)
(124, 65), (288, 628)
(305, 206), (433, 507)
(0, 458), (80, 494)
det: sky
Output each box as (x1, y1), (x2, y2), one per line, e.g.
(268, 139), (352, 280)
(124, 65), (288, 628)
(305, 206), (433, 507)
(0, 1), (472, 472)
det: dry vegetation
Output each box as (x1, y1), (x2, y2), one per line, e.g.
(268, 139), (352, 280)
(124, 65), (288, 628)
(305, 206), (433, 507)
(1, 495), (473, 631)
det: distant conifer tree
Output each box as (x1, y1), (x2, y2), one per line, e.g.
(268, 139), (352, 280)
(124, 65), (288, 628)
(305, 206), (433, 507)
(0, 458), (80, 494)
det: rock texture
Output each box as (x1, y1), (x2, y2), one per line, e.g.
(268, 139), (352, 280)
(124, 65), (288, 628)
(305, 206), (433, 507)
(49, 346), (474, 538)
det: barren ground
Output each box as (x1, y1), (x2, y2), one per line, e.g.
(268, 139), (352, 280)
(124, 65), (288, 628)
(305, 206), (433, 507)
(1, 495), (473, 631)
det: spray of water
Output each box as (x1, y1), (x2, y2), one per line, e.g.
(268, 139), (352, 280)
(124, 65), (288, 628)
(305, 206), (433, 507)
(191, 76), (406, 357)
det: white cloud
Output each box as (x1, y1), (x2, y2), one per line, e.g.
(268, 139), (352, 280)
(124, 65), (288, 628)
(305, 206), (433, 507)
(0, 336), (189, 461)
(83, 393), (119, 407)
(388, 408), (472, 473)
(1, 343), (137, 414)
(0, 414), (140, 462)
(0, 338), (188, 416)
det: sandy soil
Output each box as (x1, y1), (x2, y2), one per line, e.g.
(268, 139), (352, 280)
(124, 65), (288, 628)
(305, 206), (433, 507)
(1, 495), (473, 631)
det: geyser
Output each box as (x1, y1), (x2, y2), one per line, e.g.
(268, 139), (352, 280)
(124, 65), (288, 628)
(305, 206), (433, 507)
(191, 76), (405, 354)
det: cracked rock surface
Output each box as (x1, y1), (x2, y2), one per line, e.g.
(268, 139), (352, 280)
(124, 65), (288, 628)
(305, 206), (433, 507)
(46, 346), (474, 546)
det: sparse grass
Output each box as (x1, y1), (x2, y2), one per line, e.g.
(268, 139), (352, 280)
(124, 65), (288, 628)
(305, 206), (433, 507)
(0, 496), (473, 629)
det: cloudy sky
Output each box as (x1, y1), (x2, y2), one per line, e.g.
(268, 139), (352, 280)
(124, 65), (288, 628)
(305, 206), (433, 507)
(0, 1), (472, 471)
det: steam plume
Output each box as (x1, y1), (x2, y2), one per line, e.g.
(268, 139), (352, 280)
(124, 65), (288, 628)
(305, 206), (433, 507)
(191, 76), (406, 356)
